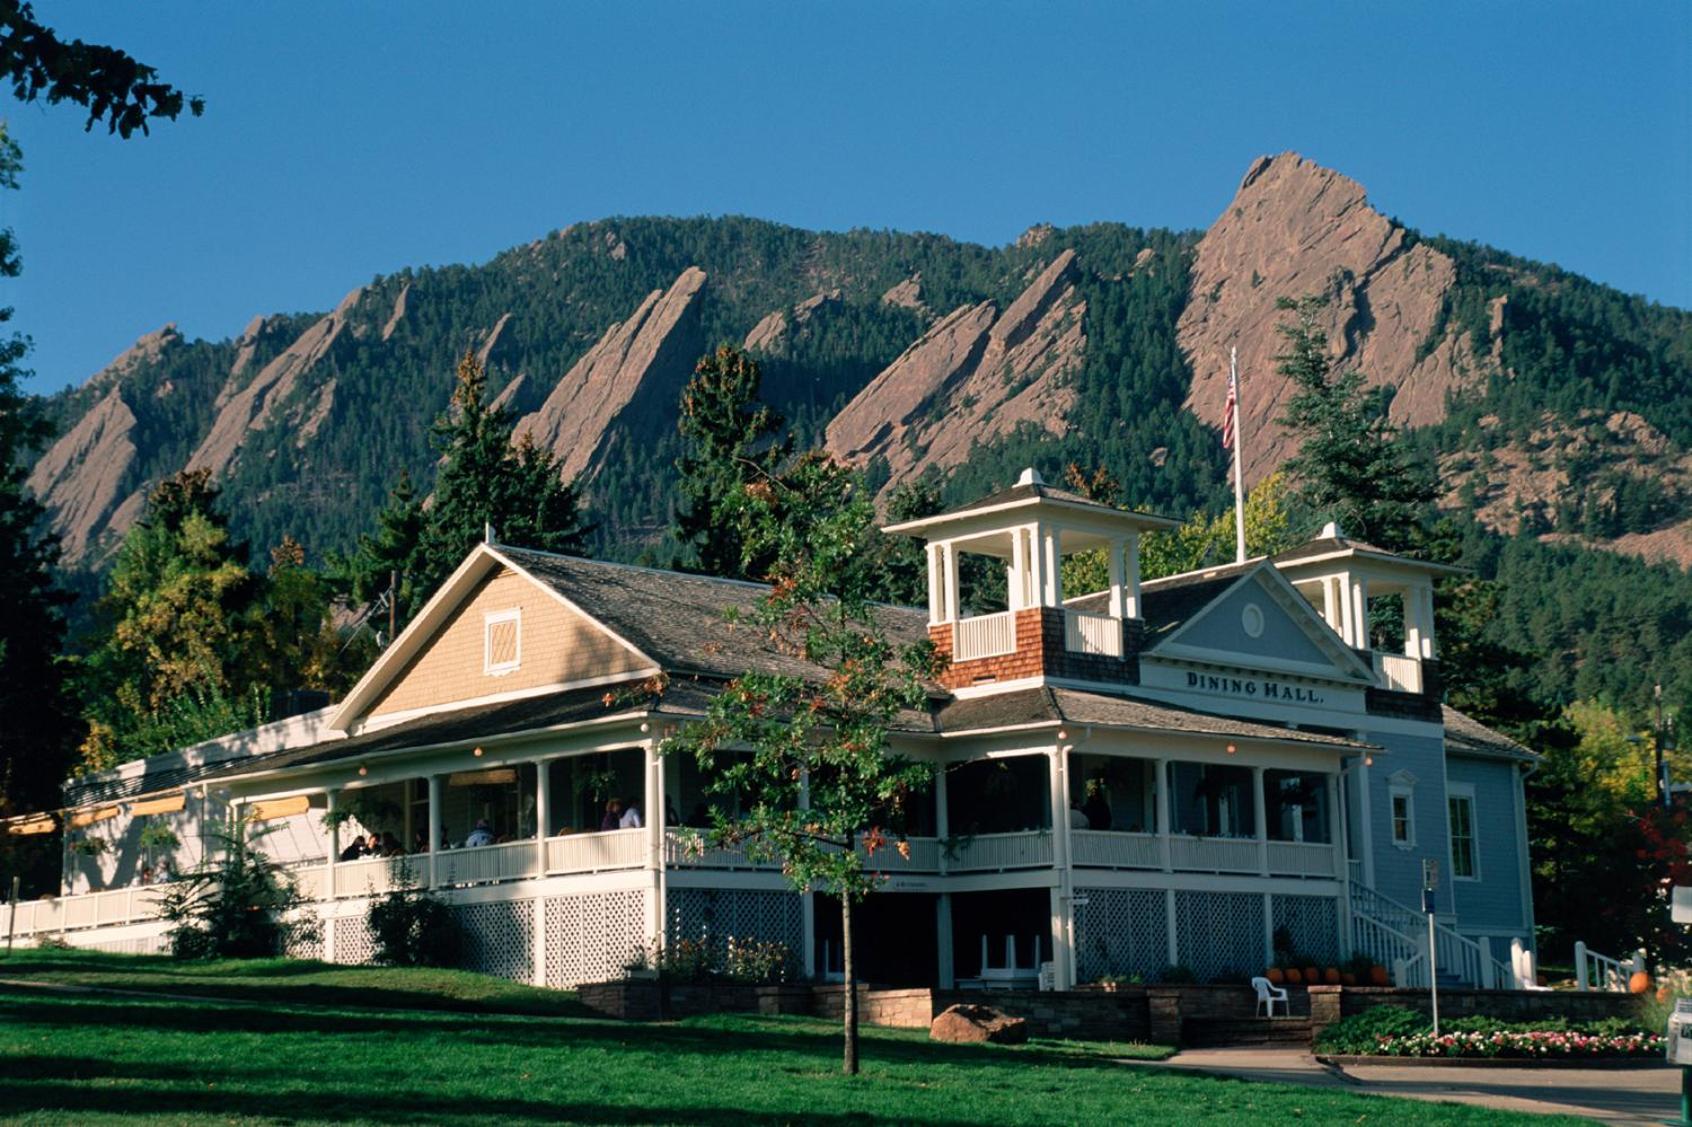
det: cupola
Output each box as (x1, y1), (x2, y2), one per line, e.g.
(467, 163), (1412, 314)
(884, 468), (1178, 691)
(1271, 526), (1462, 696)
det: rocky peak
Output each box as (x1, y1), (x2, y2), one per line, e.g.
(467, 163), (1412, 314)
(827, 250), (1084, 492)
(1178, 152), (1493, 484)
(515, 266), (706, 482)
(743, 288), (842, 354)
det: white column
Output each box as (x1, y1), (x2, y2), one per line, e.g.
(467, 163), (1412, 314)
(802, 893), (817, 980)
(1107, 536), (1126, 619)
(1164, 887), (1179, 967)
(927, 544), (944, 623)
(1252, 766), (1269, 876)
(1324, 576), (1344, 634)
(1026, 525), (1045, 610)
(324, 789), (339, 901)
(934, 765), (950, 876)
(1010, 529), (1028, 610)
(1155, 759), (1173, 872)
(940, 541), (960, 623)
(645, 744), (664, 869)
(535, 759), (551, 875)
(1351, 578), (1369, 648)
(1047, 527), (1064, 605)
(1124, 531), (1141, 619)
(427, 774), (442, 890)
(1357, 758), (1376, 890)
(1262, 892), (1276, 970)
(1049, 745), (1074, 989)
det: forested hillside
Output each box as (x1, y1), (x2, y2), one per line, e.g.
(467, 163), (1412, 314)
(27, 154), (1692, 718)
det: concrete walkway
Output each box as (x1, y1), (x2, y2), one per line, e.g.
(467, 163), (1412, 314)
(1127, 1046), (1681, 1124)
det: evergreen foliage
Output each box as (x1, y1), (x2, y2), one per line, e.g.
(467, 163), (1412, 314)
(1274, 296), (1437, 552)
(672, 344), (790, 579)
(160, 819), (308, 959)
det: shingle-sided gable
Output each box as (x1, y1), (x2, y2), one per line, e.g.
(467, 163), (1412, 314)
(364, 565), (651, 722)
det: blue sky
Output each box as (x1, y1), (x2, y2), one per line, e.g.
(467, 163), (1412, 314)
(10, 2), (1690, 392)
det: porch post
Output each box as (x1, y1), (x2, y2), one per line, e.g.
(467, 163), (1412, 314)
(324, 789), (339, 901)
(940, 541), (960, 623)
(1026, 525), (1045, 609)
(927, 543), (944, 623)
(1124, 531), (1141, 620)
(934, 764), (950, 876)
(936, 893), (955, 988)
(1010, 527), (1027, 610)
(644, 739), (665, 953)
(1049, 744), (1074, 989)
(1333, 770), (1353, 958)
(1155, 759), (1173, 872)
(1107, 536), (1126, 619)
(535, 759), (551, 876)
(1252, 765), (1268, 877)
(1047, 527), (1064, 605)
(1351, 578), (1368, 648)
(427, 774), (442, 890)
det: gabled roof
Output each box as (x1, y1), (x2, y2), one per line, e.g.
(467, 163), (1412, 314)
(1273, 534), (1465, 576)
(1442, 705), (1538, 762)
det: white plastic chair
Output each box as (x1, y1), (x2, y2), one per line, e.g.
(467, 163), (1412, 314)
(1251, 976), (1289, 1017)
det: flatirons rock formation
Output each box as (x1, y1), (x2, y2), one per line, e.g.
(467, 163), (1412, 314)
(827, 250), (1084, 492)
(515, 266), (706, 482)
(1178, 152), (1496, 485)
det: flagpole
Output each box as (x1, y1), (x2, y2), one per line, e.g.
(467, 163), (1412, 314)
(1231, 347), (1246, 564)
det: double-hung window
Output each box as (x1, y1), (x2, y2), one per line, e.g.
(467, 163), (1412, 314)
(1388, 772), (1416, 849)
(1448, 785), (1479, 880)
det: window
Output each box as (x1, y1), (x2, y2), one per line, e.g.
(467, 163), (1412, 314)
(483, 608), (521, 676)
(1449, 787), (1479, 880)
(1388, 772), (1416, 849)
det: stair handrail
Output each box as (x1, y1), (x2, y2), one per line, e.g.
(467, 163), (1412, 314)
(1573, 941), (1645, 992)
(1350, 881), (1519, 989)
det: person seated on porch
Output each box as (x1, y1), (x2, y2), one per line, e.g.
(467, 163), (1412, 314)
(380, 831), (404, 857)
(410, 830), (428, 854)
(1067, 799), (1089, 830)
(339, 836), (367, 862)
(465, 819), (495, 848)
(153, 858), (172, 883)
(664, 798), (680, 828)
(365, 831), (382, 856)
(620, 801), (643, 830)
(137, 863), (153, 886)
(600, 798), (624, 832)
(1083, 789), (1112, 831)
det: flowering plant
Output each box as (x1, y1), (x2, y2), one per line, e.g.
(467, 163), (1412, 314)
(1371, 1028), (1663, 1058)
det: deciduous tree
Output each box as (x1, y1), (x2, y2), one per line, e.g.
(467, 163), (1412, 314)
(660, 452), (939, 1075)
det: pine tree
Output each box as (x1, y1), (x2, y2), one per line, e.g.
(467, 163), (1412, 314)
(1275, 295), (1436, 553)
(333, 470), (427, 630)
(672, 344), (791, 579)
(416, 351), (588, 593)
(0, 125), (77, 828)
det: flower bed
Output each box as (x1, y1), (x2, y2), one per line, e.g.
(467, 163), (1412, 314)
(1367, 1028), (1663, 1059)
(1316, 1004), (1659, 1060)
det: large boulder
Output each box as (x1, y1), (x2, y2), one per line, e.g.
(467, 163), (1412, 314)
(929, 1003), (1029, 1045)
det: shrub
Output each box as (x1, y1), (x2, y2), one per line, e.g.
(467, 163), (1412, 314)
(160, 820), (305, 959)
(1157, 964), (1197, 984)
(623, 936), (793, 984)
(368, 885), (462, 968)
(1314, 1005), (1426, 1053)
(1317, 1004), (1660, 1057)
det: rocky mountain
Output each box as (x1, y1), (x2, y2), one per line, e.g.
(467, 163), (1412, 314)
(28, 154), (1692, 582)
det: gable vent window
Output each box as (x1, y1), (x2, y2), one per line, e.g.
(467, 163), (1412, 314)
(484, 609), (521, 676)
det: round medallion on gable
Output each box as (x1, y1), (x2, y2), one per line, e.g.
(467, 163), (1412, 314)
(1241, 603), (1265, 638)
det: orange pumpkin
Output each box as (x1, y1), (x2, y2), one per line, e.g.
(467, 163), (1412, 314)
(1304, 966), (1321, 985)
(1285, 968), (1303, 985)
(1266, 968), (1285, 985)
(1341, 972), (1357, 987)
(1321, 967), (1340, 985)
(1369, 965), (1391, 987)
(1630, 971), (1652, 995)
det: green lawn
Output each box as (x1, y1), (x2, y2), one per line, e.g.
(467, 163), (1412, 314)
(0, 950), (1576, 1126)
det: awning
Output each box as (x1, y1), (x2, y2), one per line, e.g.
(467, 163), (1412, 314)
(247, 795), (311, 822)
(129, 793), (186, 817)
(69, 807), (118, 828)
(5, 814), (56, 836)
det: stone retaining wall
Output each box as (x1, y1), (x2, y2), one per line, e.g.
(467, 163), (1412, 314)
(1308, 984), (1642, 1038)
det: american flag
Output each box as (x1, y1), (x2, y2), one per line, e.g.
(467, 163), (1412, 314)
(1221, 366), (1238, 451)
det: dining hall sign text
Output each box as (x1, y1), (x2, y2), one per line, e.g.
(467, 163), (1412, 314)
(1185, 671), (1325, 705)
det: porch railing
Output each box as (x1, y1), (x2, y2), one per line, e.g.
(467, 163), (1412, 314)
(953, 612), (1017, 661)
(1167, 834), (1259, 874)
(860, 836), (942, 874)
(546, 828), (645, 875)
(436, 841), (539, 887)
(662, 829), (782, 870)
(1573, 941), (1645, 992)
(332, 855), (414, 898)
(1265, 840), (1340, 878)
(947, 830), (1053, 872)
(1064, 610), (1123, 657)
(1373, 652), (1423, 694)
(1069, 829), (1161, 869)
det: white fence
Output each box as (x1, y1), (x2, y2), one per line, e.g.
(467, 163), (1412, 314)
(1064, 610), (1123, 657)
(1265, 841), (1340, 878)
(953, 612), (1017, 661)
(546, 828), (645, 874)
